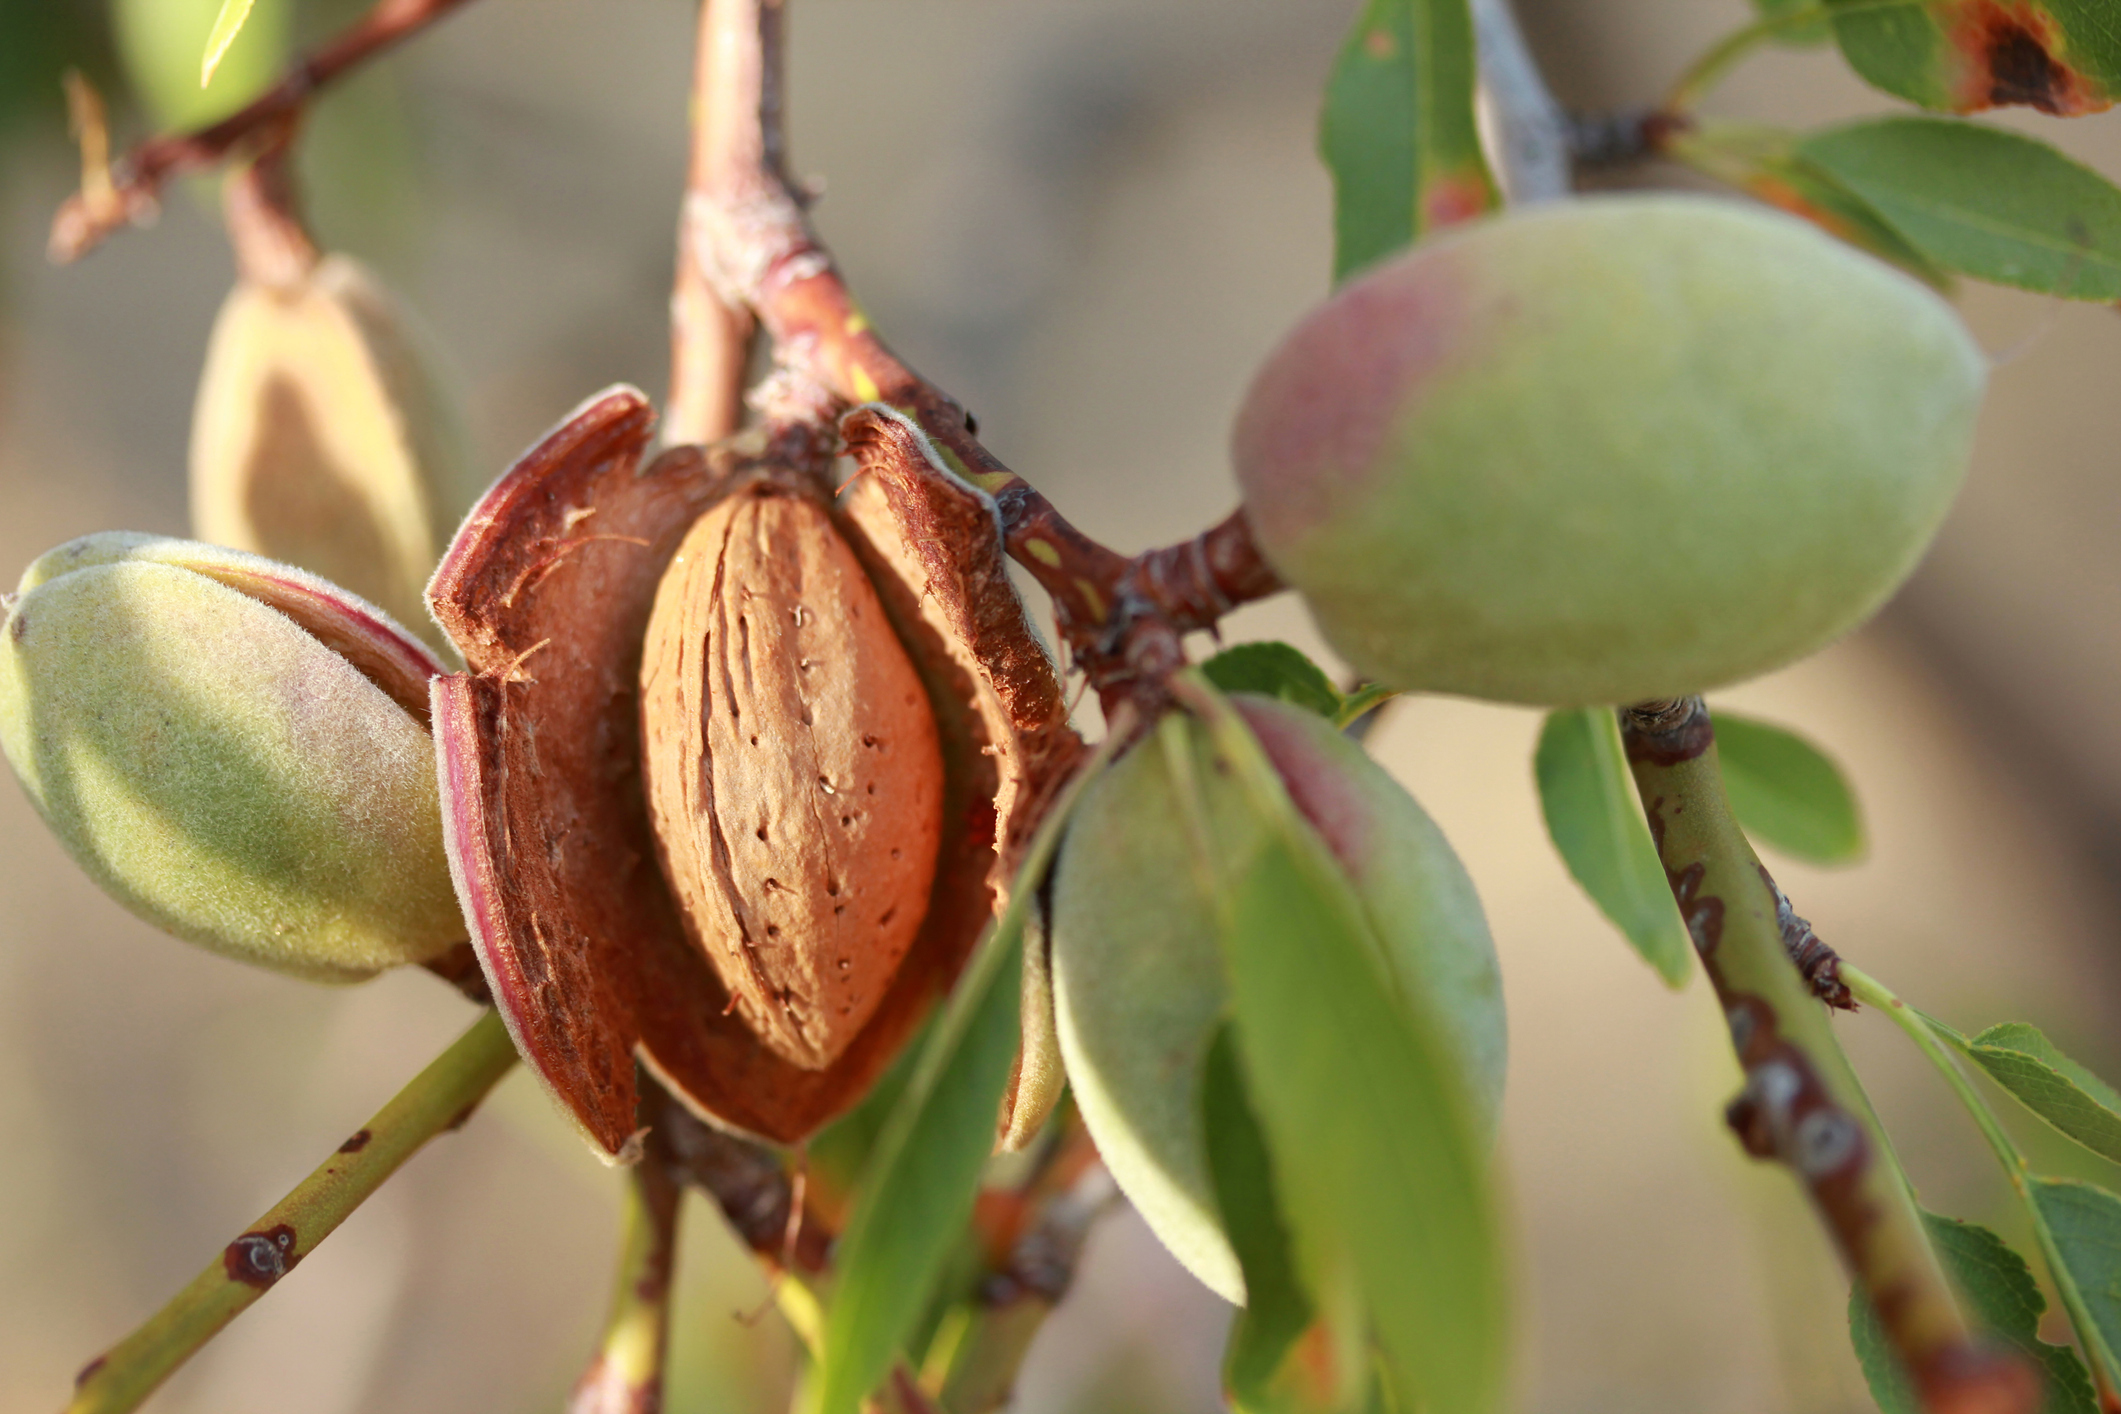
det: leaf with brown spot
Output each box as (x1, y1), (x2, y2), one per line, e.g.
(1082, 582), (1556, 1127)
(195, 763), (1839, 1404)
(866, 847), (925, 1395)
(1829, 0), (2120, 116)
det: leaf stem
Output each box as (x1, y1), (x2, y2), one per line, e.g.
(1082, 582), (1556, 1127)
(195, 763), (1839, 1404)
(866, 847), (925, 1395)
(1661, 0), (1905, 114)
(65, 1009), (518, 1414)
(1840, 963), (2121, 1406)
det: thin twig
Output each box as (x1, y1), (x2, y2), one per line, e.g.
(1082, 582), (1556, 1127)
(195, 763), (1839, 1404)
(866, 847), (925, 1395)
(646, 1078), (831, 1273)
(221, 122), (320, 289)
(687, 0), (1283, 713)
(49, 0), (481, 262)
(568, 1143), (684, 1414)
(943, 1159), (1118, 1414)
(1619, 700), (2037, 1414)
(665, 0), (759, 447)
(65, 1010), (518, 1414)
(1470, 0), (1572, 203)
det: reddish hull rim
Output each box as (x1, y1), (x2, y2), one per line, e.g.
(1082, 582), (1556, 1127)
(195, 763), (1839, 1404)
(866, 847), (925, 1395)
(426, 386), (1081, 1154)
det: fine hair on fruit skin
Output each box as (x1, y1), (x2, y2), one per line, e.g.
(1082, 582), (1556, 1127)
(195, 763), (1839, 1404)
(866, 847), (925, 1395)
(0, 535), (462, 982)
(1231, 193), (1988, 708)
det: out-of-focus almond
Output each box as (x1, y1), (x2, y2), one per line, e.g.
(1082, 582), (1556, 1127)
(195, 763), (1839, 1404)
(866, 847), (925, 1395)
(190, 254), (477, 639)
(640, 485), (945, 1072)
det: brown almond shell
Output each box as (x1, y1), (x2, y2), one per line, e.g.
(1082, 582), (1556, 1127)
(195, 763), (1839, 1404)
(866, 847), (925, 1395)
(428, 387), (1079, 1154)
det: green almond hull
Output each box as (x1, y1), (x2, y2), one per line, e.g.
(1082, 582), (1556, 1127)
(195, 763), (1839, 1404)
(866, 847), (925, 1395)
(0, 561), (461, 981)
(1051, 696), (1503, 1304)
(1233, 194), (1986, 706)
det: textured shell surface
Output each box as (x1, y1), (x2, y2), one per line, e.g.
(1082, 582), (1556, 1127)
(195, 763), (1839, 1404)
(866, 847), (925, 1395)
(640, 488), (946, 1072)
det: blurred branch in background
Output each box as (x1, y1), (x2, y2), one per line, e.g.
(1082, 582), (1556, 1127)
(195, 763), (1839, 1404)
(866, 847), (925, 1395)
(48, 0), (477, 262)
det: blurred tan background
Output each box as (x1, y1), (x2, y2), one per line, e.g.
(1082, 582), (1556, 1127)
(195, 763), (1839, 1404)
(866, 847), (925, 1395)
(1, 1), (2119, 1411)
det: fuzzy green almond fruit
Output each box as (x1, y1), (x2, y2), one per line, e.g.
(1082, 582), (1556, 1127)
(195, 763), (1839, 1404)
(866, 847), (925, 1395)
(1051, 694), (1503, 1304)
(1231, 193), (1988, 707)
(0, 533), (462, 982)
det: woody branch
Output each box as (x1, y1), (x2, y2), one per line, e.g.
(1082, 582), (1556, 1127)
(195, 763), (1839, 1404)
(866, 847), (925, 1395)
(49, 0), (481, 262)
(1619, 699), (2036, 1414)
(683, 0), (1283, 717)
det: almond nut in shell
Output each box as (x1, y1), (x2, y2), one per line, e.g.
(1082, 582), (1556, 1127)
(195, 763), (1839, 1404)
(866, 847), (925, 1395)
(640, 485), (946, 1072)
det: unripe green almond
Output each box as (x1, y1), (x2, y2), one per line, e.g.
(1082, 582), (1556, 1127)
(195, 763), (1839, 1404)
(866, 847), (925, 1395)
(0, 551), (461, 982)
(1051, 695), (1503, 1304)
(1232, 193), (1987, 706)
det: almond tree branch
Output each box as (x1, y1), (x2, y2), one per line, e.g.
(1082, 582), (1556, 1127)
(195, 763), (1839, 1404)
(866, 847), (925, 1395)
(1471, 0), (1571, 202)
(65, 1009), (518, 1414)
(687, 0), (1284, 714)
(665, 0), (760, 447)
(1619, 700), (2037, 1414)
(49, 0), (481, 262)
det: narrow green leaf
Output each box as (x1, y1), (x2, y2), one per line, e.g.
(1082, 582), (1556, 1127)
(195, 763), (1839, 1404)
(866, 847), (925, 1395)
(1320, 0), (1497, 284)
(1849, 1210), (2098, 1414)
(1202, 642), (1344, 721)
(1218, 836), (1505, 1414)
(1941, 1023), (2121, 1168)
(2030, 1179), (2121, 1379)
(200, 0), (256, 86)
(1183, 683), (1507, 1414)
(1204, 1024), (1316, 1406)
(811, 729), (1125, 1414)
(1828, 0), (2121, 117)
(1712, 711), (1865, 865)
(1534, 709), (1691, 987)
(1799, 117), (2121, 300)
(1662, 121), (1952, 288)
(810, 928), (1020, 1414)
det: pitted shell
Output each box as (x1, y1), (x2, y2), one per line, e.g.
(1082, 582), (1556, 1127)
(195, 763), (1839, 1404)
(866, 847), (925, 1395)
(640, 487), (946, 1071)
